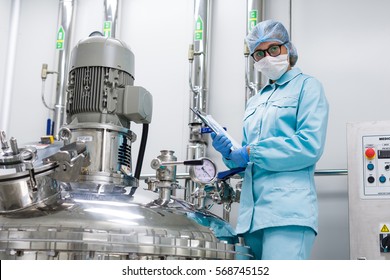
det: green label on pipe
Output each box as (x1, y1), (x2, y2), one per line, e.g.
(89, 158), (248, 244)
(56, 26), (65, 50)
(103, 21), (112, 37)
(195, 16), (203, 41)
(248, 10), (258, 31)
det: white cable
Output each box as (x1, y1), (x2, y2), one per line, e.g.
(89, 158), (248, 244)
(41, 79), (56, 111)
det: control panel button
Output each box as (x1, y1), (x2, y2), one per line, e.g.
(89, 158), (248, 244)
(367, 176), (375, 183)
(365, 148), (376, 159)
(367, 163), (374, 170)
(379, 176), (387, 183)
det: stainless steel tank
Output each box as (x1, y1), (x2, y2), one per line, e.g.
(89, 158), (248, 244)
(0, 187), (250, 260)
(0, 135), (250, 259)
(0, 35), (251, 260)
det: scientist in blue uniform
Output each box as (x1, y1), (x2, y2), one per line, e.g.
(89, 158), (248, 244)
(211, 19), (329, 260)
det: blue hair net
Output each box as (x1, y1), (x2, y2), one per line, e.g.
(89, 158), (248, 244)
(246, 19), (298, 66)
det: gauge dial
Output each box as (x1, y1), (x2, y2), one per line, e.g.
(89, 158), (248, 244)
(189, 157), (217, 184)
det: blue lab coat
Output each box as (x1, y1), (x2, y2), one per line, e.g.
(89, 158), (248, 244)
(224, 67), (329, 235)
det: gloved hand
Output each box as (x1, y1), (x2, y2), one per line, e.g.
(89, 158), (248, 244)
(227, 145), (249, 167)
(211, 132), (232, 158)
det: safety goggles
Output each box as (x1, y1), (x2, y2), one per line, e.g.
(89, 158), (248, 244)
(251, 43), (286, 62)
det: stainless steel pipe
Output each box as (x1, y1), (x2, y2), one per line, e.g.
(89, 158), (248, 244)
(103, 0), (121, 38)
(52, 0), (77, 139)
(186, 0), (212, 202)
(245, 0), (264, 102)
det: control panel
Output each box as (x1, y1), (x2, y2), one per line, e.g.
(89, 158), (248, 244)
(348, 121), (390, 259)
(362, 135), (390, 198)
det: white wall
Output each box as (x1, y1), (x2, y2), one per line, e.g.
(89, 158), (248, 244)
(292, 0), (390, 259)
(119, 0), (194, 172)
(2, 0), (390, 259)
(0, 1), (11, 105)
(0, 0), (13, 131)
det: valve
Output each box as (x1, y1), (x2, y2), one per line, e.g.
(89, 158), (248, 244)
(150, 158), (204, 170)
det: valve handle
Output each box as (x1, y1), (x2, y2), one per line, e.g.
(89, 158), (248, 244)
(217, 167), (246, 180)
(151, 158), (204, 170)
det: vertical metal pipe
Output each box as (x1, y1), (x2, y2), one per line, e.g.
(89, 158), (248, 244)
(103, 0), (121, 38)
(189, 0), (211, 120)
(0, 0), (20, 133)
(245, 0), (263, 103)
(52, 0), (76, 139)
(186, 0), (212, 202)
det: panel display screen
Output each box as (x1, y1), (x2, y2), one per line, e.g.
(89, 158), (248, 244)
(378, 150), (390, 159)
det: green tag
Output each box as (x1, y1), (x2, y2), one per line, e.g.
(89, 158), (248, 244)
(103, 21), (112, 37)
(195, 16), (203, 41)
(248, 10), (258, 31)
(56, 26), (65, 50)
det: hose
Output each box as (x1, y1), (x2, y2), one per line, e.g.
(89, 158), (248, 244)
(129, 123), (149, 196)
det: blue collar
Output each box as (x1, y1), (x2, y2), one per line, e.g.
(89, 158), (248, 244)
(259, 68), (302, 94)
(275, 67), (302, 86)
(263, 67), (302, 87)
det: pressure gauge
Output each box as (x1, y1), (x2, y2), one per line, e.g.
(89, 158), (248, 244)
(189, 157), (217, 184)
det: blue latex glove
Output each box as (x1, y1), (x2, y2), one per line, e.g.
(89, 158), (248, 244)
(227, 145), (249, 167)
(211, 132), (232, 158)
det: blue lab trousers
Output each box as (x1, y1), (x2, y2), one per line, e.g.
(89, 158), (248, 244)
(243, 226), (316, 260)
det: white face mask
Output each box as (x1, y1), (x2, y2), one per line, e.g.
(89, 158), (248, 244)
(254, 54), (289, 81)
